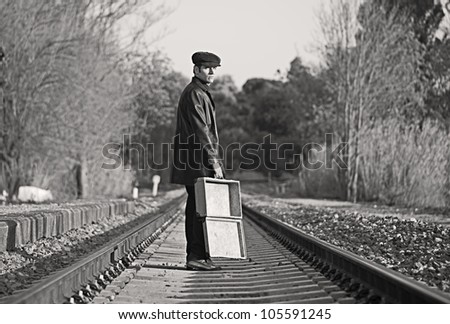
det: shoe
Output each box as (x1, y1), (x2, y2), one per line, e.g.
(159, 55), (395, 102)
(205, 258), (222, 270)
(186, 259), (216, 271)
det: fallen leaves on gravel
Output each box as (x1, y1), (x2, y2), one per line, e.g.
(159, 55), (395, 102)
(245, 198), (450, 294)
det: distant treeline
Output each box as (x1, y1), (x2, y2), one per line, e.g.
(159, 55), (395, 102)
(0, 0), (181, 200)
(208, 0), (450, 207)
(1, 0), (449, 208)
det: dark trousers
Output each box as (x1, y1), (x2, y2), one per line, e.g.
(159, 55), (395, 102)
(185, 185), (207, 261)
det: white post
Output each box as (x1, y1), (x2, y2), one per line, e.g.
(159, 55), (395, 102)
(152, 175), (161, 197)
(0, 190), (8, 205)
(132, 187), (139, 199)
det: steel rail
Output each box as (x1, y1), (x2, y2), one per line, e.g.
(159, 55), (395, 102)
(242, 204), (450, 304)
(0, 195), (185, 304)
(105, 214), (352, 304)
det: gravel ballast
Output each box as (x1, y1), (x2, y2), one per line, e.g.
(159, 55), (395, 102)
(244, 195), (450, 294)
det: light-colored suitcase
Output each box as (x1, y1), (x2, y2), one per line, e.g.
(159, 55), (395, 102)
(194, 177), (247, 259)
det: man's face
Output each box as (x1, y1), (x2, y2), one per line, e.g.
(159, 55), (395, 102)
(195, 65), (217, 84)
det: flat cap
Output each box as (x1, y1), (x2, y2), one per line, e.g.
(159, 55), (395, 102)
(192, 51), (221, 67)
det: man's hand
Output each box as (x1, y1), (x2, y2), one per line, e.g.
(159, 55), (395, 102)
(213, 165), (224, 179)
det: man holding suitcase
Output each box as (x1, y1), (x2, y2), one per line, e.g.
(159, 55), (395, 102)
(171, 51), (224, 271)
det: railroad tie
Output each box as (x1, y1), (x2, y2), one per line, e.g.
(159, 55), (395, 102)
(107, 216), (353, 304)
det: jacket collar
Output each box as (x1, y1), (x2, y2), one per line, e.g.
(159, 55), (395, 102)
(192, 76), (210, 92)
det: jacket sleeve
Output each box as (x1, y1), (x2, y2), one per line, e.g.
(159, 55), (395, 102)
(187, 90), (221, 169)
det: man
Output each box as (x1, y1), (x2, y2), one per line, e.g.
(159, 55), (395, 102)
(171, 51), (224, 271)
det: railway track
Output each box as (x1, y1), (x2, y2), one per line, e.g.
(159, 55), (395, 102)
(242, 205), (450, 304)
(0, 195), (185, 304)
(2, 195), (449, 304)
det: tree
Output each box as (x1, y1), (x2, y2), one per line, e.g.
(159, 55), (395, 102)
(127, 52), (188, 183)
(284, 57), (331, 143)
(316, 0), (361, 196)
(0, 0), (170, 199)
(210, 75), (249, 172)
(317, 0), (430, 202)
(368, 0), (450, 125)
(368, 0), (444, 44)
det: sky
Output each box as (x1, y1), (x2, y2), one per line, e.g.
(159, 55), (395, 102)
(144, 0), (324, 88)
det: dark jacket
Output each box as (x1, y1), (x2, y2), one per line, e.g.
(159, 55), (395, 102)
(170, 77), (223, 185)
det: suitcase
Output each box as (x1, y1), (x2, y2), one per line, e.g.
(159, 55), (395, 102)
(194, 177), (247, 259)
